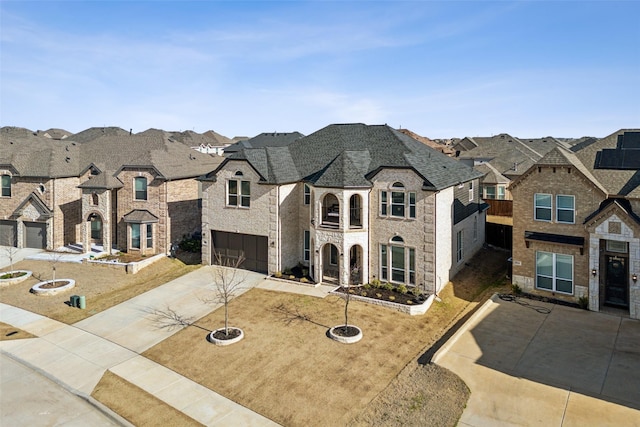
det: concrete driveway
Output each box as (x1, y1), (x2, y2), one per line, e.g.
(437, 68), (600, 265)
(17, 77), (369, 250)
(433, 294), (640, 426)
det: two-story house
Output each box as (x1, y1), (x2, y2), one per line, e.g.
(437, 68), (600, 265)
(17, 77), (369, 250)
(510, 129), (640, 319)
(1, 127), (222, 255)
(200, 123), (485, 295)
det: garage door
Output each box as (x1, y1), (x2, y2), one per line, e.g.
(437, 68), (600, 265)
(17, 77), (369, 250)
(212, 231), (268, 273)
(0, 220), (17, 247)
(24, 222), (46, 249)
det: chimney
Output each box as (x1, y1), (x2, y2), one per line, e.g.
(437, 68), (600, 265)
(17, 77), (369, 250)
(129, 128), (132, 135)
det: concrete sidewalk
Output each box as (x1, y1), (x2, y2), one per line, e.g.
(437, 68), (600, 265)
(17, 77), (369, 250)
(1, 266), (336, 426)
(433, 294), (640, 426)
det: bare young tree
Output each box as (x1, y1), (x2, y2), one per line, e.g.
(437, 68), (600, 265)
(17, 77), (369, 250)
(48, 251), (64, 283)
(2, 229), (19, 273)
(203, 252), (248, 337)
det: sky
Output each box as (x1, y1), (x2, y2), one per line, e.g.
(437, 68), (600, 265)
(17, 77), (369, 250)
(1, 1), (639, 140)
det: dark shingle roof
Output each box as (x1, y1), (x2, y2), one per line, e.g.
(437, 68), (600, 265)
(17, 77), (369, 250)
(70, 127), (130, 143)
(226, 124), (480, 190)
(224, 132), (304, 154)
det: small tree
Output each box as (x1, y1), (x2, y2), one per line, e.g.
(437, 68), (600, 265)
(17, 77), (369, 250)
(2, 229), (19, 273)
(206, 252), (248, 337)
(48, 251), (63, 283)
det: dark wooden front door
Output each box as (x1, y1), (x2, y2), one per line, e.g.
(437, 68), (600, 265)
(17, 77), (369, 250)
(605, 255), (628, 308)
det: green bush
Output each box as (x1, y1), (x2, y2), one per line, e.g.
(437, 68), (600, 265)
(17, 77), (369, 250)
(578, 296), (589, 310)
(410, 286), (421, 297)
(370, 278), (381, 288)
(178, 233), (201, 253)
(511, 283), (522, 295)
(363, 283), (372, 289)
(397, 284), (408, 294)
(382, 282), (394, 291)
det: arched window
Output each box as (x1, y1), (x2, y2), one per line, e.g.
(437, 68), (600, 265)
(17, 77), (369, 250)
(380, 182), (416, 219)
(380, 235), (415, 285)
(322, 193), (339, 226)
(134, 177), (147, 200)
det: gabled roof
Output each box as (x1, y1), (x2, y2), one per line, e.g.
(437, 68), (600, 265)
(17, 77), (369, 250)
(573, 129), (640, 198)
(223, 124), (481, 190)
(475, 162), (510, 185)
(78, 172), (124, 189)
(123, 209), (159, 223)
(224, 132), (304, 154)
(13, 192), (53, 219)
(37, 128), (71, 140)
(70, 127), (130, 143)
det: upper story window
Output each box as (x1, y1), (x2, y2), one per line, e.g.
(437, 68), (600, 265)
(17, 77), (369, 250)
(1, 175), (11, 197)
(484, 185), (496, 199)
(134, 177), (147, 200)
(228, 173), (250, 208)
(380, 182), (416, 219)
(469, 181), (474, 201)
(91, 192), (99, 206)
(534, 193), (552, 221)
(303, 184), (311, 205)
(556, 195), (575, 224)
(497, 186), (505, 200)
(535, 193), (575, 223)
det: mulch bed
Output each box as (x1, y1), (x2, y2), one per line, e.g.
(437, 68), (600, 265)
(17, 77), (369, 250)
(335, 286), (426, 305)
(37, 279), (72, 289)
(0, 271), (28, 280)
(211, 327), (242, 340)
(332, 325), (361, 337)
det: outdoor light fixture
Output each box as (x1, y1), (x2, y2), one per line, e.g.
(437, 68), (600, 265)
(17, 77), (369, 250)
(633, 274), (638, 283)
(592, 269), (597, 277)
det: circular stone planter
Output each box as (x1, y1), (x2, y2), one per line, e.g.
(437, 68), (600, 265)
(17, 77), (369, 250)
(208, 327), (244, 346)
(31, 279), (76, 296)
(329, 325), (363, 344)
(0, 270), (32, 286)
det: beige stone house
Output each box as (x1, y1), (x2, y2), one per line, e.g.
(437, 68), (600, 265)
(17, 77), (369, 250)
(201, 123), (485, 295)
(510, 129), (640, 319)
(1, 127), (221, 255)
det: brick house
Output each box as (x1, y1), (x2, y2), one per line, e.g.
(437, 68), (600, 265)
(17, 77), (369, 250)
(1, 127), (221, 255)
(510, 129), (640, 319)
(200, 123), (485, 295)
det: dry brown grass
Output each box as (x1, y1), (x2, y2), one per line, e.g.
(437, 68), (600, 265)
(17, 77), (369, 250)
(142, 247), (510, 427)
(0, 322), (35, 341)
(91, 370), (204, 426)
(0, 257), (200, 324)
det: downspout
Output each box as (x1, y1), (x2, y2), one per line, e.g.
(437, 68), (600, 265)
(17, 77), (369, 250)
(433, 189), (440, 300)
(51, 178), (55, 250)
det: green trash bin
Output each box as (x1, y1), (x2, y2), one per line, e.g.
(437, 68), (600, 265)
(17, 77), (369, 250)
(70, 295), (80, 308)
(78, 295), (86, 310)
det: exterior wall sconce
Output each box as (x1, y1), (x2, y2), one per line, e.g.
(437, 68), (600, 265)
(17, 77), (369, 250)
(591, 269), (597, 277)
(633, 274), (638, 283)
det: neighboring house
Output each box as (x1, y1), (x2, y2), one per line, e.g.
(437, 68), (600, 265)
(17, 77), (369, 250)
(223, 132), (304, 155)
(396, 128), (455, 156)
(1, 127), (222, 255)
(510, 129), (640, 319)
(36, 128), (72, 140)
(200, 123), (485, 295)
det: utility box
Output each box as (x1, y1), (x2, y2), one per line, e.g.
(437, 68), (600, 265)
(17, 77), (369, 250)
(70, 295), (80, 308)
(78, 295), (86, 310)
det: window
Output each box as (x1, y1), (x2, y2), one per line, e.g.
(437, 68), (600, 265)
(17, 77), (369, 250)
(497, 186), (505, 200)
(329, 245), (338, 265)
(536, 251), (573, 294)
(556, 195), (575, 224)
(484, 185), (496, 199)
(391, 182), (405, 217)
(380, 191), (388, 216)
(134, 177), (147, 200)
(228, 179), (250, 207)
(606, 240), (627, 253)
(381, 244), (388, 280)
(91, 193), (99, 206)
(304, 184), (310, 205)
(131, 224), (141, 249)
(1, 175), (11, 197)
(534, 193), (552, 221)
(146, 224), (153, 248)
(456, 230), (463, 262)
(473, 216), (478, 242)
(469, 181), (474, 201)
(303, 230), (310, 261)
(380, 236), (415, 285)
(380, 183), (416, 219)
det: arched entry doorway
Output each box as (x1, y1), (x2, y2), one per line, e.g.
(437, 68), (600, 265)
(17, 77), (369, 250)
(322, 243), (340, 283)
(349, 245), (363, 284)
(88, 213), (103, 246)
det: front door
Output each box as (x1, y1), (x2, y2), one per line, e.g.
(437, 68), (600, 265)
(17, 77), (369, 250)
(604, 255), (628, 308)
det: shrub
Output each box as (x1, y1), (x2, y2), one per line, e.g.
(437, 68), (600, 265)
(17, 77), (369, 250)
(178, 233), (201, 253)
(410, 286), (421, 297)
(397, 284), (408, 294)
(578, 296), (589, 310)
(382, 282), (394, 291)
(363, 283), (372, 289)
(511, 283), (522, 295)
(283, 268), (292, 275)
(371, 278), (381, 288)
(274, 271), (283, 278)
